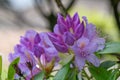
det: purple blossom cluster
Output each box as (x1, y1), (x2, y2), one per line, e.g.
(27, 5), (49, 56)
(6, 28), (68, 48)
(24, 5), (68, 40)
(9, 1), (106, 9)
(48, 13), (105, 70)
(9, 31), (59, 79)
(9, 13), (105, 79)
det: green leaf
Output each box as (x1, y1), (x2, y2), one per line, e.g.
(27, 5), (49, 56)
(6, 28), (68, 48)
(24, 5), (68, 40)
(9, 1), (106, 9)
(100, 61), (116, 69)
(65, 68), (77, 80)
(34, 71), (45, 80)
(59, 54), (74, 66)
(0, 55), (2, 80)
(108, 70), (120, 80)
(89, 66), (112, 80)
(98, 42), (120, 54)
(8, 57), (20, 80)
(0, 56), (2, 76)
(54, 63), (70, 80)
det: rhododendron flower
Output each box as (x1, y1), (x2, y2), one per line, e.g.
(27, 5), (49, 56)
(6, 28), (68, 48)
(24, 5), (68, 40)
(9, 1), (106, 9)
(48, 13), (105, 70)
(71, 16), (105, 70)
(54, 13), (84, 41)
(9, 44), (38, 79)
(9, 30), (58, 79)
(8, 12), (105, 79)
(48, 13), (85, 53)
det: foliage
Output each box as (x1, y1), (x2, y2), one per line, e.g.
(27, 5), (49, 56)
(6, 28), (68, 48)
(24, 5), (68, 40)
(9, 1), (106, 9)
(7, 57), (20, 80)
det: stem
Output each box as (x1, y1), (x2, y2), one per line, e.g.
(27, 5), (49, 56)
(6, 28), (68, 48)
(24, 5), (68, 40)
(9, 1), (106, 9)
(110, 0), (120, 35)
(83, 69), (91, 80)
(55, 0), (67, 16)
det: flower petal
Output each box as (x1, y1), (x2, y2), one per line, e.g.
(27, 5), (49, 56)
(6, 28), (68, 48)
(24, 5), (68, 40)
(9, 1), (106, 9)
(75, 56), (85, 70)
(86, 54), (100, 67)
(73, 13), (80, 27)
(63, 32), (75, 45)
(52, 42), (68, 53)
(57, 14), (66, 28)
(84, 23), (96, 39)
(77, 37), (89, 48)
(34, 33), (41, 44)
(75, 21), (84, 39)
(33, 45), (44, 58)
(54, 24), (61, 35)
(82, 16), (88, 25)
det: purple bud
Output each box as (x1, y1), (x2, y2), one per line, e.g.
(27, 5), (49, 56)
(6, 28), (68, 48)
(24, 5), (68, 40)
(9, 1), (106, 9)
(34, 33), (41, 44)
(33, 45), (44, 58)
(57, 14), (66, 27)
(48, 33), (68, 53)
(73, 13), (80, 27)
(75, 21), (84, 40)
(63, 32), (75, 45)
(52, 42), (68, 53)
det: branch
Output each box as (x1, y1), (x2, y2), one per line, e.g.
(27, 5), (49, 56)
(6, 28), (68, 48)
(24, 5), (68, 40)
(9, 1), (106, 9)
(55, 0), (67, 16)
(66, 0), (76, 11)
(110, 0), (120, 32)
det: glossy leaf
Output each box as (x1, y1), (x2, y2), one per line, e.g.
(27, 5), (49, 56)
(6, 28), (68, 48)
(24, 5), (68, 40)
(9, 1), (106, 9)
(100, 61), (116, 69)
(8, 57), (20, 80)
(108, 70), (120, 80)
(65, 68), (77, 80)
(89, 66), (111, 80)
(54, 63), (70, 80)
(34, 71), (45, 80)
(98, 42), (120, 54)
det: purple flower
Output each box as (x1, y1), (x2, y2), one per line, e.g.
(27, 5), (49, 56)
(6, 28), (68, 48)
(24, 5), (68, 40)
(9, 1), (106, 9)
(48, 33), (68, 53)
(20, 30), (37, 50)
(9, 44), (37, 79)
(53, 13), (84, 45)
(48, 13), (86, 54)
(71, 17), (105, 70)
(48, 13), (105, 71)
(9, 30), (59, 79)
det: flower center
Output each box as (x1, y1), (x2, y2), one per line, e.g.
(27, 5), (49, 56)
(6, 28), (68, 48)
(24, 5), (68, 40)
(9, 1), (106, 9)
(80, 42), (85, 48)
(81, 52), (87, 57)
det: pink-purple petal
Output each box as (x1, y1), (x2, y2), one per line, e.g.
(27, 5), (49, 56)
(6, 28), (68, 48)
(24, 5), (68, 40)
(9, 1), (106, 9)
(75, 21), (84, 39)
(63, 32), (75, 45)
(86, 54), (100, 67)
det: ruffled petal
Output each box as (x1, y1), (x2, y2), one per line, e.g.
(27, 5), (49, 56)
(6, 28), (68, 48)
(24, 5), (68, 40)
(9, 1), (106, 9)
(86, 54), (100, 67)
(75, 21), (84, 39)
(75, 56), (85, 70)
(63, 32), (75, 45)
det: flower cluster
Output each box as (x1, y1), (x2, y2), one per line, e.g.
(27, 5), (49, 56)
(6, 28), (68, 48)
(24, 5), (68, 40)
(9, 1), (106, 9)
(48, 13), (105, 70)
(9, 30), (58, 79)
(9, 13), (105, 79)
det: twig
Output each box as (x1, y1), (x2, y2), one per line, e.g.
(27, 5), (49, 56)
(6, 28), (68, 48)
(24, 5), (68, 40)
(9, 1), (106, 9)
(55, 0), (67, 16)
(110, 0), (120, 34)
(66, 0), (76, 11)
